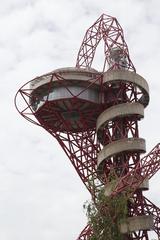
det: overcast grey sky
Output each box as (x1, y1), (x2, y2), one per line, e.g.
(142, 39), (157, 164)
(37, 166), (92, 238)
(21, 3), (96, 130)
(1, 0), (160, 239)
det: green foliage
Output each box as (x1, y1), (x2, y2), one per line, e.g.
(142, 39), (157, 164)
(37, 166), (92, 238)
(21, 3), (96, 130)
(83, 189), (128, 240)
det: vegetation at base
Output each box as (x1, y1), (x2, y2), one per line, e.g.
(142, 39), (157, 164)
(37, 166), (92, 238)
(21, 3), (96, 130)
(83, 189), (128, 240)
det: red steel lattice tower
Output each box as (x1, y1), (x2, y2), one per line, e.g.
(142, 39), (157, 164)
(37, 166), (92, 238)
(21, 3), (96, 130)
(15, 14), (160, 240)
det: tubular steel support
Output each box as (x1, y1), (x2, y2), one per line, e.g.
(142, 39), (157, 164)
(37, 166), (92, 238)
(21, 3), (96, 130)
(110, 143), (160, 196)
(15, 13), (160, 240)
(51, 131), (103, 196)
(76, 14), (135, 72)
(143, 196), (160, 237)
(76, 225), (92, 240)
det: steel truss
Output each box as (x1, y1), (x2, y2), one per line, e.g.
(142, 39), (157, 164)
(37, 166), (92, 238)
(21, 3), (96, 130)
(15, 14), (160, 240)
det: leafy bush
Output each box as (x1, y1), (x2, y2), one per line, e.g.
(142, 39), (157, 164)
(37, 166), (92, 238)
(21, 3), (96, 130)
(83, 189), (128, 240)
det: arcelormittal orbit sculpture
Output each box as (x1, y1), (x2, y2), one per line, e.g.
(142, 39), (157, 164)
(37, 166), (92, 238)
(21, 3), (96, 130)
(15, 14), (160, 240)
